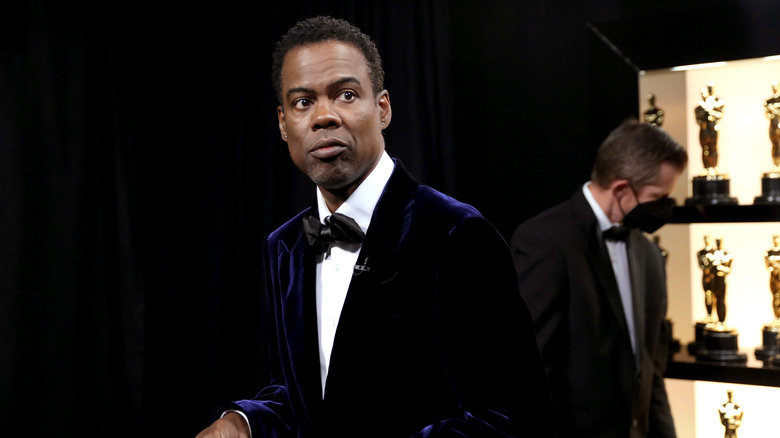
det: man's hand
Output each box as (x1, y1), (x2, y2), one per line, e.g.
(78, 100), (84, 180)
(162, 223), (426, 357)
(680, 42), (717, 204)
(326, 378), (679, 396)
(195, 412), (250, 438)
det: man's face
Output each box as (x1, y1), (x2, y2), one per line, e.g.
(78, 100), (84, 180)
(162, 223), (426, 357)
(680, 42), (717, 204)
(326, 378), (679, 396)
(277, 41), (391, 196)
(623, 162), (681, 212)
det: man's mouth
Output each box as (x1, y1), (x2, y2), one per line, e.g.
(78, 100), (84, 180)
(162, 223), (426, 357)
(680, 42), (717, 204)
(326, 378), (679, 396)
(310, 140), (347, 159)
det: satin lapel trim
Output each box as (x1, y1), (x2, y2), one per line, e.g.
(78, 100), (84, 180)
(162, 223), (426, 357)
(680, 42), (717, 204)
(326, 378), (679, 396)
(585, 226), (631, 338)
(628, 233), (647, 361)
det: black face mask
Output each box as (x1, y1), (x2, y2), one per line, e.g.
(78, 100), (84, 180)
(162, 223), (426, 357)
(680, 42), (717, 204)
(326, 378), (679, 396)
(622, 196), (675, 233)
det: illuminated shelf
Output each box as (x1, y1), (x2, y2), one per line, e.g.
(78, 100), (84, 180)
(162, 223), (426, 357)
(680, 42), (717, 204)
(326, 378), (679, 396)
(666, 351), (780, 387)
(670, 205), (780, 223)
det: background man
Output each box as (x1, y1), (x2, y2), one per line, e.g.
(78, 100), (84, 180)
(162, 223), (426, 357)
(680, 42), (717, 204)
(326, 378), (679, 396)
(511, 119), (687, 437)
(195, 16), (554, 438)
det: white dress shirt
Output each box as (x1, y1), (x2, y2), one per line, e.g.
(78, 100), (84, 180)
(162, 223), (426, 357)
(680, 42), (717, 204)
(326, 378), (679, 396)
(314, 151), (394, 396)
(582, 182), (637, 355)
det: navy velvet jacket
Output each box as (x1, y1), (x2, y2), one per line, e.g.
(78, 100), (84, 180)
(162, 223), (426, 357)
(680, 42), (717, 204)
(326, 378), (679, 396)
(225, 159), (555, 437)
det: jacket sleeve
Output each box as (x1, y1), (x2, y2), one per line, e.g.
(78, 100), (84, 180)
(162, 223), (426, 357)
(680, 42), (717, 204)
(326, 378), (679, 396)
(412, 217), (557, 437)
(648, 355), (676, 438)
(213, 240), (297, 438)
(219, 386), (294, 438)
(509, 222), (569, 379)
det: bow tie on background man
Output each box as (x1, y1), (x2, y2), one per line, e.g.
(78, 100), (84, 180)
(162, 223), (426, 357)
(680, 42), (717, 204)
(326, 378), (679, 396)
(603, 225), (631, 241)
(302, 213), (365, 254)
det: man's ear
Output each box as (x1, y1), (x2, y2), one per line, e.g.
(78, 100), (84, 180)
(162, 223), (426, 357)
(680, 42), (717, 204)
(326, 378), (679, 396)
(610, 179), (632, 200)
(377, 90), (392, 128)
(277, 106), (288, 141)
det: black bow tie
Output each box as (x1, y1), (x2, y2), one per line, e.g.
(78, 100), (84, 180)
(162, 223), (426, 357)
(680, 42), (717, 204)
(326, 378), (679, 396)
(603, 226), (630, 241)
(302, 213), (365, 254)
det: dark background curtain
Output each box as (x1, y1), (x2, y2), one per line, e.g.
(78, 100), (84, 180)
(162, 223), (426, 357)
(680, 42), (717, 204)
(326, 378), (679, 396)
(1, 1), (455, 436)
(1, 0), (770, 436)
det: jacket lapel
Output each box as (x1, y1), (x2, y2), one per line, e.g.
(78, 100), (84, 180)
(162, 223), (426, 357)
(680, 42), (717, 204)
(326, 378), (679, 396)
(277, 208), (325, 427)
(323, 161), (418, 395)
(572, 192), (632, 341)
(585, 226), (632, 339)
(628, 232), (647, 363)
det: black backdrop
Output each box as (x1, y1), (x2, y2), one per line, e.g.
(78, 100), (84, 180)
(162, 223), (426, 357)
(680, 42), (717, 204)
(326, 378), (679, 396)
(1, 0), (771, 436)
(1, 1), (455, 436)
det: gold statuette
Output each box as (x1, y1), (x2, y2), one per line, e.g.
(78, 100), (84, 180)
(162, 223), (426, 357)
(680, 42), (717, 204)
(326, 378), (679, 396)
(694, 235), (746, 363)
(707, 235), (733, 330)
(696, 234), (719, 325)
(765, 81), (780, 174)
(695, 82), (725, 175)
(687, 82), (737, 206)
(718, 390), (743, 438)
(755, 82), (780, 204)
(765, 234), (780, 324)
(757, 235), (780, 361)
(643, 93), (664, 127)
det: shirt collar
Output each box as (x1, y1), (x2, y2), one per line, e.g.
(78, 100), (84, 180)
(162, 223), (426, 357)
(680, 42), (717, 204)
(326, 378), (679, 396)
(315, 150), (395, 234)
(582, 181), (618, 232)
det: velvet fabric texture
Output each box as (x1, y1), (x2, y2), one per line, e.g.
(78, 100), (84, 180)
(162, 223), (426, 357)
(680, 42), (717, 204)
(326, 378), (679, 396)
(224, 159), (555, 437)
(511, 190), (676, 438)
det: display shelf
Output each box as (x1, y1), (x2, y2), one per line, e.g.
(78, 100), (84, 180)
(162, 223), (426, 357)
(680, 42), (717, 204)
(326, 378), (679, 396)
(670, 204), (780, 223)
(666, 351), (780, 387)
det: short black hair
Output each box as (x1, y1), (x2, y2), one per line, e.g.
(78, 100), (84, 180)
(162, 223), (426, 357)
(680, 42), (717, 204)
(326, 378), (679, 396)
(272, 16), (385, 105)
(591, 118), (688, 189)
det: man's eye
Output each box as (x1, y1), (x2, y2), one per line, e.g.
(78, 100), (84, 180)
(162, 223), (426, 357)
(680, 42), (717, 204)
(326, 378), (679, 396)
(340, 91), (356, 101)
(293, 98), (312, 109)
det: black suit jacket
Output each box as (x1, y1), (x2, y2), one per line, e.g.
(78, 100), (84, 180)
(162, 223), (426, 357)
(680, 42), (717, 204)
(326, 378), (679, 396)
(510, 189), (675, 438)
(225, 160), (555, 437)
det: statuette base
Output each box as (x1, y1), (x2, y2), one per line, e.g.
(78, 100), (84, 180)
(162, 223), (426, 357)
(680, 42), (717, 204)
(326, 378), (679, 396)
(686, 174), (738, 206)
(754, 172), (780, 204)
(696, 326), (747, 364)
(755, 323), (780, 362)
(687, 321), (709, 355)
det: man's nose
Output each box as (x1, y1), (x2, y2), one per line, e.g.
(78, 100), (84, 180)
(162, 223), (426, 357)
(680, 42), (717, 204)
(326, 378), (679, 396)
(312, 100), (341, 130)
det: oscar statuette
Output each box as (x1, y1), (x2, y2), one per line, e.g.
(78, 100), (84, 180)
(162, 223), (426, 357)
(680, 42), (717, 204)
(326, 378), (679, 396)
(693, 236), (747, 363)
(688, 235), (718, 354)
(754, 81), (780, 204)
(643, 93), (664, 127)
(686, 82), (738, 206)
(718, 390), (743, 438)
(755, 235), (780, 362)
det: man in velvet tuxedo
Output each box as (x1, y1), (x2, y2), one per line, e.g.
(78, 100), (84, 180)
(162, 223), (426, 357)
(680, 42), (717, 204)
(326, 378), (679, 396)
(511, 119), (687, 437)
(195, 16), (554, 438)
